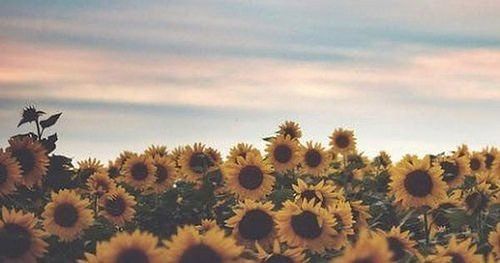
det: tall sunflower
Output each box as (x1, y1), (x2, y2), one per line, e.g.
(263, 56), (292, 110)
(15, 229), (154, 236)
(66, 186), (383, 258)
(86, 171), (117, 197)
(42, 189), (94, 241)
(99, 187), (137, 226)
(427, 236), (482, 263)
(96, 230), (165, 263)
(292, 179), (340, 208)
(277, 121), (302, 140)
(256, 240), (307, 263)
(265, 135), (300, 173)
(375, 226), (420, 261)
(179, 143), (214, 182)
(331, 230), (392, 263)
(0, 207), (48, 263)
(329, 128), (356, 155)
(469, 152), (486, 174)
(488, 223), (500, 259)
(7, 136), (49, 188)
(299, 141), (331, 177)
(147, 156), (178, 194)
(330, 200), (355, 250)
(223, 152), (275, 200)
(77, 158), (105, 182)
(0, 149), (22, 196)
(144, 144), (168, 158)
(164, 225), (243, 263)
(275, 200), (337, 253)
(227, 143), (260, 164)
(389, 156), (448, 209)
(435, 155), (471, 188)
(226, 199), (276, 247)
(122, 154), (156, 191)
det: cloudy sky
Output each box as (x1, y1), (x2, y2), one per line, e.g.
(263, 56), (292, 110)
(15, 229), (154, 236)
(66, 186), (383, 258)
(1, 1), (499, 162)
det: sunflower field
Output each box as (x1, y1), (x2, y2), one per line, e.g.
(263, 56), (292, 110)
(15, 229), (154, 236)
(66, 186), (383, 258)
(0, 106), (499, 263)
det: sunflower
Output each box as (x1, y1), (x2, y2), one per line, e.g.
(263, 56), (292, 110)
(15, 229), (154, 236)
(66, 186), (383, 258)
(77, 158), (105, 181)
(427, 236), (482, 263)
(276, 200), (337, 253)
(428, 191), (462, 235)
(299, 141), (331, 177)
(223, 152), (275, 200)
(0, 149), (22, 196)
(292, 179), (340, 208)
(454, 144), (470, 158)
(374, 151), (392, 168)
(389, 155), (448, 209)
(99, 187), (137, 226)
(7, 136), (49, 188)
(256, 240), (307, 263)
(42, 189), (94, 241)
(170, 146), (186, 168)
(463, 182), (492, 214)
(331, 230), (392, 263)
(350, 200), (371, 231)
(122, 154), (156, 190)
(179, 143), (215, 182)
(146, 156), (178, 194)
(115, 150), (135, 168)
(482, 147), (498, 170)
(329, 201), (354, 250)
(277, 121), (302, 140)
(96, 230), (165, 263)
(107, 161), (121, 179)
(227, 143), (261, 164)
(265, 135), (300, 173)
(0, 207), (48, 263)
(164, 225), (243, 263)
(144, 144), (168, 158)
(488, 223), (500, 259)
(226, 199), (276, 247)
(86, 171), (117, 197)
(205, 147), (223, 166)
(435, 155), (471, 188)
(329, 128), (356, 155)
(375, 226), (420, 261)
(469, 152), (486, 174)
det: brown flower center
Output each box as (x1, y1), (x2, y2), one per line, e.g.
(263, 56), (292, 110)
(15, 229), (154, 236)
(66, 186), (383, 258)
(387, 237), (406, 261)
(301, 190), (320, 203)
(238, 165), (264, 190)
(403, 170), (433, 197)
(0, 223), (31, 258)
(12, 148), (36, 175)
(179, 244), (222, 263)
(484, 153), (494, 169)
(469, 158), (481, 171)
(353, 258), (376, 263)
(189, 153), (209, 173)
(440, 161), (459, 182)
(305, 149), (322, 168)
(105, 197), (126, 217)
(447, 253), (466, 263)
(155, 165), (168, 184)
(291, 211), (322, 239)
(116, 248), (149, 263)
(54, 203), (79, 228)
(265, 254), (294, 263)
(283, 127), (297, 139)
(335, 135), (350, 149)
(131, 163), (148, 181)
(238, 209), (273, 240)
(273, 145), (292, 164)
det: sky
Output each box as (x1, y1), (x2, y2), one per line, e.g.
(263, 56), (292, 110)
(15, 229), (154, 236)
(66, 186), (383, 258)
(0, 0), (499, 162)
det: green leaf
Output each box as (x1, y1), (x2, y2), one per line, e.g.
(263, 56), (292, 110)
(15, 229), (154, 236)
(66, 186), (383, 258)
(40, 113), (62, 129)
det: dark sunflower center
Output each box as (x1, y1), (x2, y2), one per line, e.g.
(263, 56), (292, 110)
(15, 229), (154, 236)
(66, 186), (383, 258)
(335, 135), (350, 149)
(179, 244), (222, 263)
(238, 165), (264, 190)
(105, 197), (126, 216)
(440, 161), (459, 182)
(12, 148), (36, 175)
(484, 153), (494, 169)
(54, 203), (79, 227)
(273, 145), (292, 164)
(305, 150), (322, 168)
(403, 170), (433, 197)
(238, 209), (273, 240)
(131, 163), (148, 181)
(116, 248), (149, 263)
(465, 192), (489, 212)
(301, 190), (320, 203)
(0, 223), (31, 258)
(265, 254), (294, 263)
(283, 127), (297, 139)
(189, 153), (209, 173)
(290, 211), (322, 239)
(447, 253), (466, 263)
(469, 158), (481, 171)
(353, 258), (376, 263)
(0, 164), (7, 185)
(155, 165), (168, 183)
(387, 237), (406, 261)
(108, 166), (120, 178)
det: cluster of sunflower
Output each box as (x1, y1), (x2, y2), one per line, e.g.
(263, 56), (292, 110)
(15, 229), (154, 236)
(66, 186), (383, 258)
(0, 107), (499, 263)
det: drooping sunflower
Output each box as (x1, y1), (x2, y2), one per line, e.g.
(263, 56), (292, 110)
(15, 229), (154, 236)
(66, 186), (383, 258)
(389, 155), (448, 209)
(265, 135), (300, 173)
(86, 171), (117, 197)
(122, 154), (156, 191)
(227, 143), (261, 164)
(96, 230), (165, 263)
(179, 143), (215, 182)
(350, 200), (371, 231)
(488, 223), (500, 259)
(329, 128), (356, 155)
(99, 187), (137, 226)
(77, 158), (105, 182)
(147, 156), (178, 194)
(276, 200), (338, 253)
(331, 230), (393, 263)
(0, 207), (48, 263)
(469, 152), (486, 174)
(0, 149), (22, 196)
(164, 225), (243, 263)
(42, 189), (94, 242)
(277, 121), (302, 140)
(299, 141), (331, 176)
(427, 236), (483, 263)
(144, 144), (168, 158)
(375, 226), (420, 261)
(330, 200), (355, 250)
(292, 179), (340, 208)
(482, 147), (498, 170)
(256, 240), (307, 263)
(7, 136), (49, 188)
(435, 155), (471, 188)
(223, 152), (274, 200)
(226, 199), (276, 247)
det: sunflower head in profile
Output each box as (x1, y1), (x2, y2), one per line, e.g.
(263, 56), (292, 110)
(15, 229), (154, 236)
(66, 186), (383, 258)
(223, 152), (275, 200)
(277, 121), (302, 140)
(96, 230), (165, 263)
(350, 200), (372, 231)
(227, 143), (261, 164)
(469, 152), (486, 174)
(427, 236), (483, 263)
(482, 147), (498, 170)
(389, 155), (448, 209)
(329, 128), (356, 155)
(77, 158), (105, 182)
(463, 182), (492, 214)
(299, 141), (331, 177)
(275, 199), (337, 253)
(99, 186), (137, 226)
(42, 189), (94, 242)
(434, 155), (471, 188)
(265, 135), (300, 173)
(375, 226), (420, 261)
(0, 207), (48, 262)
(144, 144), (168, 158)
(86, 171), (117, 197)
(428, 191), (462, 236)
(164, 225), (243, 263)
(0, 149), (22, 196)
(146, 156), (178, 194)
(374, 151), (392, 168)
(226, 199), (276, 247)
(122, 154), (157, 191)
(329, 200), (355, 250)
(332, 229), (393, 263)
(292, 179), (340, 208)
(256, 240), (307, 263)
(179, 143), (216, 182)
(488, 223), (500, 259)
(7, 136), (49, 188)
